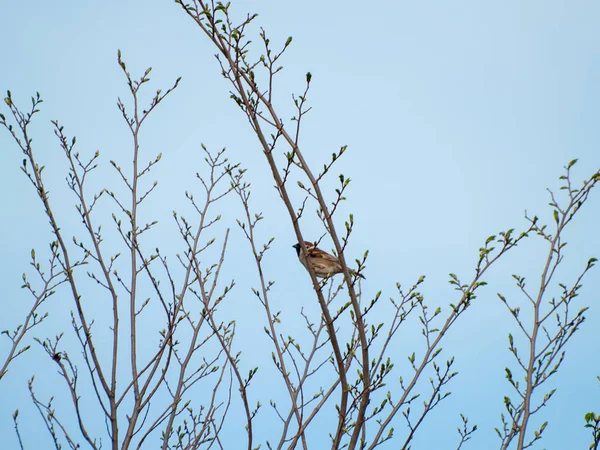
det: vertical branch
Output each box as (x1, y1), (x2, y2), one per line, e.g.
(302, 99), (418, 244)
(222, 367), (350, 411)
(497, 161), (599, 449)
(174, 4), (361, 445)
(113, 52), (181, 449)
(2, 91), (114, 441)
(366, 226), (532, 449)
(229, 168), (308, 449)
(148, 147), (243, 450)
(52, 122), (121, 445)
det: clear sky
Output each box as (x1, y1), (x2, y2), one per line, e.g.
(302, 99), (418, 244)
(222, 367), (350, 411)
(1, 1), (599, 449)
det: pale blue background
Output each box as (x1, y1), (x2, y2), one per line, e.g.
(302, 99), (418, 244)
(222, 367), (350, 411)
(1, 1), (599, 449)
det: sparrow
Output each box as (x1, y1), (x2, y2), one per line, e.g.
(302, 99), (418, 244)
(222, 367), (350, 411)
(293, 241), (365, 279)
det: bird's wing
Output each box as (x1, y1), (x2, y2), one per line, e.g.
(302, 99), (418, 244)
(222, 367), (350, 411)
(310, 260), (330, 270)
(308, 248), (339, 263)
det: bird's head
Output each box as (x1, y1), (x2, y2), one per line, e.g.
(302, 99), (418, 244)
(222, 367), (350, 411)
(292, 241), (315, 255)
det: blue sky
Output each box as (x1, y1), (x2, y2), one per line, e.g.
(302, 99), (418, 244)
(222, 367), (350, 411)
(1, 1), (600, 449)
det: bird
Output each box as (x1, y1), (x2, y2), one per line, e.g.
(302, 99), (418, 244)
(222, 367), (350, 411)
(292, 241), (365, 279)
